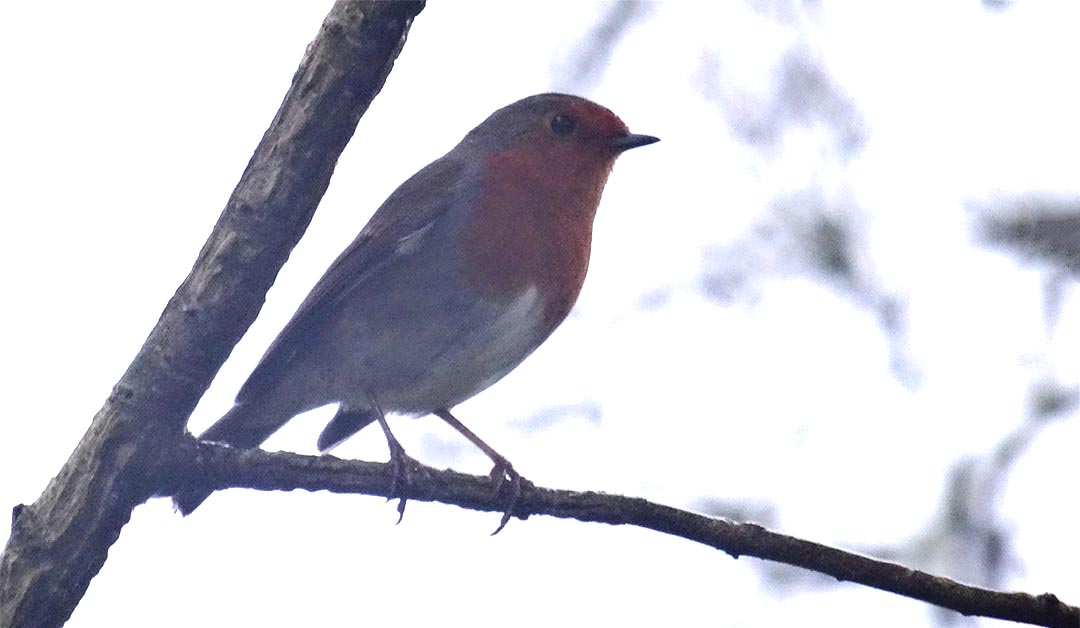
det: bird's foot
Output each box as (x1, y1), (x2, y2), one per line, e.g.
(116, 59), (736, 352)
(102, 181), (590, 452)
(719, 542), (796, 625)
(385, 439), (421, 524)
(488, 460), (524, 535)
(429, 408), (525, 533)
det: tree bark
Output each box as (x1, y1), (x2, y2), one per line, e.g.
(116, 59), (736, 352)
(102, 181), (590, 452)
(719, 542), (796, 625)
(0, 3), (424, 627)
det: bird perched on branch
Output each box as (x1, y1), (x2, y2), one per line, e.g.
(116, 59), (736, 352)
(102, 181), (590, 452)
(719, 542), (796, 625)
(173, 93), (658, 529)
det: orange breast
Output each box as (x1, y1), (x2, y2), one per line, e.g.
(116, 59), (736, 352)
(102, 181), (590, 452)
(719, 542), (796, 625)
(462, 146), (611, 329)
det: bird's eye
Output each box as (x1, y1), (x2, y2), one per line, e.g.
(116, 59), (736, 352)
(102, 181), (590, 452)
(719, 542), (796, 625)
(549, 114), (577, 137)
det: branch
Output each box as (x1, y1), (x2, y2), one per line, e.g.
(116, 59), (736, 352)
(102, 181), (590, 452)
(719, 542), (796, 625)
(169, 440), (1079, 628)
(0, 3), (424, 627)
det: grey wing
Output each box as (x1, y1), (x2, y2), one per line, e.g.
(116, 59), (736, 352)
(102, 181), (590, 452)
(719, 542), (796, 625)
(234, 155), (471, 406)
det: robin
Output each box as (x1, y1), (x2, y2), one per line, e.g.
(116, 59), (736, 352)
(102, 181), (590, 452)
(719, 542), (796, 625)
(173, 93), (658, 528)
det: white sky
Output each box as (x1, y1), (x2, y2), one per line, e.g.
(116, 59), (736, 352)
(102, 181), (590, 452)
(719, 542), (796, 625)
(1, 2), (1078, 627)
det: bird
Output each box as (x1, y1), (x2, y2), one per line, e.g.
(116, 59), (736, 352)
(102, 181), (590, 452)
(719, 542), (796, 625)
(173, 93), (658, 528)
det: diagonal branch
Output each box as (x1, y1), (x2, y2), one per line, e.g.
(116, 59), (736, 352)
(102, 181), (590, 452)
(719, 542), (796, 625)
(168, 439), (1080, 628)
(0, 3), (424, 628)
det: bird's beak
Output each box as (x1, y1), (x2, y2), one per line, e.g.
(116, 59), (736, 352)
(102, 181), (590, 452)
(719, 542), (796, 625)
(609, 133), (660, 152)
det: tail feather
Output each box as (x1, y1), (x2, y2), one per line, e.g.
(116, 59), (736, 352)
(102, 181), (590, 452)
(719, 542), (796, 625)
(173, 401), (287, 515)
(316, 405), (379, 452)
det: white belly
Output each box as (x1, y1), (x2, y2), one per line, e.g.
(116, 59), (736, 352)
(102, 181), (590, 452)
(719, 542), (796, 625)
(373, 284), (547, 414)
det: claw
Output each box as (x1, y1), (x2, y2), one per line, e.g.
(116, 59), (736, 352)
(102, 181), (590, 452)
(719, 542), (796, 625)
(378, 420), (416, 523)
(386, 443), (410, 523)
(433, 408), (527, 534)
(490, 462), (522, 536)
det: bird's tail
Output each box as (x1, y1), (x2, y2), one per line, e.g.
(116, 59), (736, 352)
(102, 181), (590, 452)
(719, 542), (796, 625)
(316, 405), (380, 453)
(172, 401), (282, 515)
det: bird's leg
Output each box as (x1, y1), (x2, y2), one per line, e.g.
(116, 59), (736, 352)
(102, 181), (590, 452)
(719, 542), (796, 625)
(371, 403), (416, 523)
(434, 409), (522, 534)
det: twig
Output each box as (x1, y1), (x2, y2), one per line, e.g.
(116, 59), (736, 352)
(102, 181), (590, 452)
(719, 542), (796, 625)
(170, 440), (1080, 628)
